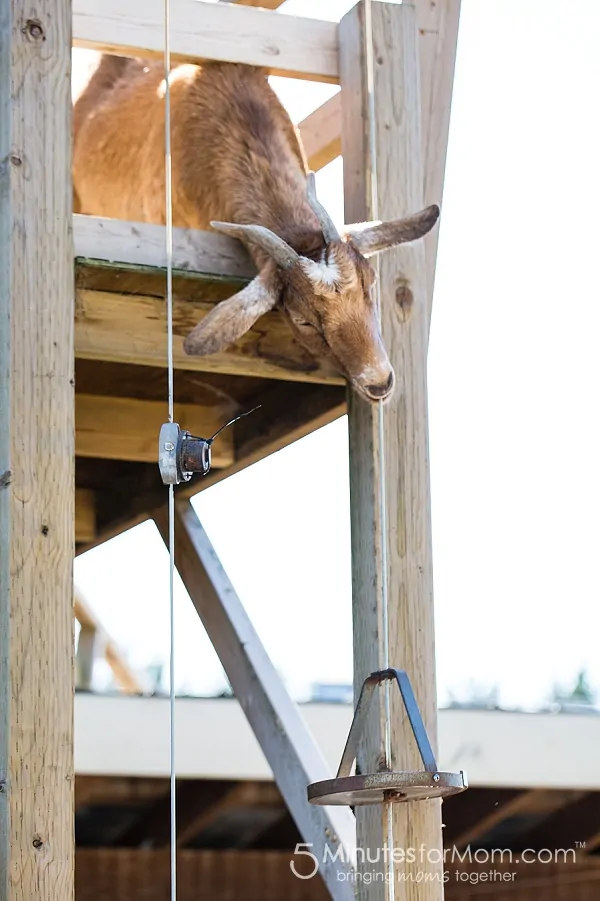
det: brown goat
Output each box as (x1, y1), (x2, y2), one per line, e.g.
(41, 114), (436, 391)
(73, 56), (438, 402)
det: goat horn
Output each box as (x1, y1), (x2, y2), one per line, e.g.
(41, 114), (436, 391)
(306, 171), (341, 243)
(210, 221), (299, 270)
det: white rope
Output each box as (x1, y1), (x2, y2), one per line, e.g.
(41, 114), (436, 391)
(163, 0), (177, 896)
(363, 0), (395, 896)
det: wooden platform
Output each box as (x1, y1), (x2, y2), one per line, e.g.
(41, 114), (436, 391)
(74, 214), (346, 551)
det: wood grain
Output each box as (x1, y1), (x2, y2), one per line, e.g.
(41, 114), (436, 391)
(75, 288), (344, 384)
(298, 94), (342, 171)
(72, 0), (339, 82)
(75, 393), (234, 466)
(74, 214), (255, 281)
(75, 488), (96, 543)
(0, 1), (75, 899)
(287, 0), (462, 304)
(341, 3), (443, 898)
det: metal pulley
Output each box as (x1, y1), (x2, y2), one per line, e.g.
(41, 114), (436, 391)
(307, 668), (467, 807)
(158, 405), (261, 486)
(158, 422), (210, 485)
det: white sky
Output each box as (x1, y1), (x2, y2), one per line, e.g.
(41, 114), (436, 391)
(74, 0), (600, 709)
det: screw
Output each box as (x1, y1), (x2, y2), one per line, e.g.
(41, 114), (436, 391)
(164, 442), (175, 451)
(433, 774), (440, 783)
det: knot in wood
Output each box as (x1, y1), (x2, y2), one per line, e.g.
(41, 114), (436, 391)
(24, 19), (45, 42)
(395, 279), (414, 322)
(32, 836), (44, 850)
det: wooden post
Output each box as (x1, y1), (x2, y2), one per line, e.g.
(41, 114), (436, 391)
(0, 0), (75, 899)
(340, 2), (443, 898)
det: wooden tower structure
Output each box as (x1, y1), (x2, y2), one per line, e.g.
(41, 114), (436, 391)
(0, 0), (461, 898)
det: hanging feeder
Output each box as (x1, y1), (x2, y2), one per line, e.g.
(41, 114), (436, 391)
(308, 668), (467, 807)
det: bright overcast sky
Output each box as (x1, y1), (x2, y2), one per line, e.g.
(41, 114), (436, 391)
(74, 0), (600, 710)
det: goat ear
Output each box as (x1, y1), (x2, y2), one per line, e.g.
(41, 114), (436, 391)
(183, 269), (280, 357)
(345, 205), (439, 256)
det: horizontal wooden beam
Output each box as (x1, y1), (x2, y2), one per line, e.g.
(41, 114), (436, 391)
(298, 94), (342, 171)
(75, 393), (234, 466)
(76, 848), (331, 900)
(193, 383), (345, 494)
(74, 214), (255, 281)
(74, 848), (600, 901)
(75, 775), (169, 811)
(449, 789), (583, 850)
(75, 289), (343, 384)
(73, 0), (338, 82)
(75, 487), (96, 543)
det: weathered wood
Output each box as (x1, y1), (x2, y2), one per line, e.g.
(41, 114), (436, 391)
(155, 503), (356, 898)
(341, 3), (443, 897)
(298, 95), (342, 172)
(76, 488), (97, 543)
(285, 0), (462, 300)
(74, 214), (255, 281)
(0, 0), (75, 898)
(75, 394), (234, 466)
(417, 0), (461, 310)
(75, 288), (343, 384)
(73, 0), (338, 82)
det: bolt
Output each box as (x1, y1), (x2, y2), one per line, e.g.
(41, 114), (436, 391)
(164, 442), (175, 452)
(433, 774), (440, 783)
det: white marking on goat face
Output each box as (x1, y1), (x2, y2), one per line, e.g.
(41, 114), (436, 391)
(299, 256), (340, 289)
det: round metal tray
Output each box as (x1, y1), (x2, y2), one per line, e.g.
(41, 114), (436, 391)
(308, 770), (467, 806)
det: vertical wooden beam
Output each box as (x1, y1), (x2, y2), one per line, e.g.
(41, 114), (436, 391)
(0, 1), (75, 899)
(341, 2), (443, 898)
(416, 0), (461, 313)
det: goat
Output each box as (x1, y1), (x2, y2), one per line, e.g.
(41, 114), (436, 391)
(73, 56), (439, 402)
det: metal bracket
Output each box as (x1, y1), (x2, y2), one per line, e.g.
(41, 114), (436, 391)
(307, 668), (467, 806)
(158, 422), (212, 485)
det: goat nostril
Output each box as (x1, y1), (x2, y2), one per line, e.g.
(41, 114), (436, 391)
(366, 373), (394, 398)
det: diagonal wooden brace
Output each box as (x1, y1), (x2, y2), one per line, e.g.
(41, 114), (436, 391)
(155, 500), (356, 899)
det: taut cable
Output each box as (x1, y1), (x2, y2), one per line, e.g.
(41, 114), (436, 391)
(363, 0), (395, 895)
(163, 0), (177, 896)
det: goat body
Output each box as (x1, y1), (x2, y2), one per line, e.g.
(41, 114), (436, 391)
(73, 56), (439, 402)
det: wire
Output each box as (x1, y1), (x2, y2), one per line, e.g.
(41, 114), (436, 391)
(163, 0), (177, 896)
(363, 0), (395, 896)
